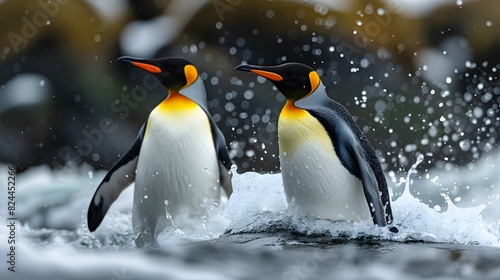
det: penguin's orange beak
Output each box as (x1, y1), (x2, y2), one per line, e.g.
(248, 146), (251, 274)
(117, 56), (162, 73)
(235, 64), (283, 81)
(249, 69), (283, 81)
(129, 62), (161, 73)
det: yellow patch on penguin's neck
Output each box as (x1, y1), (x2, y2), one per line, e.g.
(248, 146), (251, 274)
(157, 91), (198, 113)
(280, 100), (309, 119)
(278, 100), (333, 158)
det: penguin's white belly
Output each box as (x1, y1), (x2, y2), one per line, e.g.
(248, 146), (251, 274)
(278, 107), (371, 221)
(133, 103), (221, 238)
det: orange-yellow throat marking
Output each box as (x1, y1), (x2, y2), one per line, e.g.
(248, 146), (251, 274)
(279, 100), (309, 119)
(145, 91), (205, 139)
(278, 100), (333, 157)
(157, 91), (198, 113)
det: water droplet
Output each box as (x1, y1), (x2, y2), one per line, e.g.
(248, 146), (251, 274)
(360, 58), (369, 68)
(473, 107), (483, 118)
(459, 140), (471, 151)
(164, 200), (169, 206)
(211, 76), (219, 86)
(144, 195), (148, 199)
(433, 205), (442, 211)
(243, 89), (255, 100)
(224, 102), (235, 112)
(87, 171), (93, 179)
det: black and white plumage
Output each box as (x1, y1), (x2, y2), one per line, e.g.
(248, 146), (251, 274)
(235, 62), (395, 229)
(87, 57), (232, 246)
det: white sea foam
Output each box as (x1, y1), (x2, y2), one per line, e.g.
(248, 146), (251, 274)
(8, 151), (500, 248)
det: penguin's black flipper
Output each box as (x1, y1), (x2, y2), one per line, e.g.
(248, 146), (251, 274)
(87, 124), (146, 232)
(208, 116), (233, 198)
(299, 100), (391, 227)
(346, 135), (388, 227)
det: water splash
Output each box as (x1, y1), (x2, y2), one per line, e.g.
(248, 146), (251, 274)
(226, 155), (499, 246)
(10, 159), (500, 248)
(395, 153), (424, 193)
(390, 155), (497, 245)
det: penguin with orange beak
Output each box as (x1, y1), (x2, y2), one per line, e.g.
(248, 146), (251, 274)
(88, 57), (233, 247)
(235, 62), (395, 230)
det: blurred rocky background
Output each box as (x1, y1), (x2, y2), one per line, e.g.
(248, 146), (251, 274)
(1, 0), (499, 178)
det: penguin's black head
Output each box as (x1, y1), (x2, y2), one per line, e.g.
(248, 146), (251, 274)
(118, 56), (198, 91)
(235, 62), (321, 101)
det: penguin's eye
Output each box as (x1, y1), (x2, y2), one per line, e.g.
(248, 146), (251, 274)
(290, 74), (297, 79)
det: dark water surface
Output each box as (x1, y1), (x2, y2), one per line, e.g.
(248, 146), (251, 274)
(5, 232), (500, 280)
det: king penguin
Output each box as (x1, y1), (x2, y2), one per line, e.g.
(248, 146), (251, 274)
(235, 62), (395, 230)
(87, 56), (233, 247)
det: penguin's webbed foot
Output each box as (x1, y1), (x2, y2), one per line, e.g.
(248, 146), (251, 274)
(388, 226), (399, 233)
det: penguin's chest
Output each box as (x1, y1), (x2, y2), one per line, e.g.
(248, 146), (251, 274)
(278, 105), (371, 221)
(134, 96), (221, 216)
